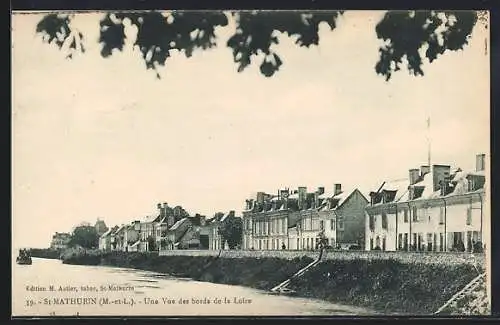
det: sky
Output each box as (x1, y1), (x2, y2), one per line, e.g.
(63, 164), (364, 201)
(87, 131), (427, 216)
(11, 11), (490, 248)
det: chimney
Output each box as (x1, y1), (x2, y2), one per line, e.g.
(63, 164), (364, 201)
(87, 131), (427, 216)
(245, 199), (253, 210)
(334, 183), (342, 196)
(420, 165), (430, 176)
(298, 187), (307, 210)
(229, 210), (235, 218)
(432, 164), (451, 192)
(256, 192), (265, 205)
(409, 168), (420, 185)
(156, 203), (163, 218)
(317, 187), (325, 195)
(476, 153), (485, 172)
(314, 192), (319, 209)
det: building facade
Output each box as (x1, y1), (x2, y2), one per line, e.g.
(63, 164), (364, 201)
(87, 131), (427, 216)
(50, 232), (71, 250)
(366, 154), (487, 252)
(94, 219), (109, 237)
(98, 229), (113, 251)
(242, 184), (368, 250)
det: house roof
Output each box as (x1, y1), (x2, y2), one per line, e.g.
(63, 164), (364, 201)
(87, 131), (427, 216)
(317, 188), (362, 211)
(100, 229), (114, 238)
(113, 225), (127, 234)
(369, 167), (486, 206)
(170, 218), (188, 231)
(220, 211), (235, 223)
(142, 215), (156, 223)
(157, 217), (167, 224)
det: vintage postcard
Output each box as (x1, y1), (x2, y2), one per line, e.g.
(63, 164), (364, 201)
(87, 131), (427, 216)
(11, 10), (491, 317)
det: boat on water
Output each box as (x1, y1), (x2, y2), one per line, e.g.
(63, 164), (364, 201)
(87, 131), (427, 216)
(16, 249), (32, 265)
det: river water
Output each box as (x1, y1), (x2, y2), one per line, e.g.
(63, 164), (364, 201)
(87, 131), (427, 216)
(12, 257), (374, 317)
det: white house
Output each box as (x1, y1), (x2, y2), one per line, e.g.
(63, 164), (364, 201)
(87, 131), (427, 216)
(366, 154), (487, 252)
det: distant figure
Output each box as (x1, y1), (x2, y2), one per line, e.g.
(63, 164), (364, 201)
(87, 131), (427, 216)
(281, 243), (286, 250)
(458, 240), (465, 252)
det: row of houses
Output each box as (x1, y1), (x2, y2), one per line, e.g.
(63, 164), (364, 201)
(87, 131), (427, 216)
(241, 153), (487, 252)
(98, 204), (240, 253)
(94, 153), (486, 254)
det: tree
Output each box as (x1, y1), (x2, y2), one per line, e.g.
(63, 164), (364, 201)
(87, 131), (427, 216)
(219, 217), (242, 249)
(35, 10), (486, 80)
(68, 225), (99, 249)
(147, 235), (157, 251)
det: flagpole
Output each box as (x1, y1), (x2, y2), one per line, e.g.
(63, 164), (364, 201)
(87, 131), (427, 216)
(427, 117), (431, 167)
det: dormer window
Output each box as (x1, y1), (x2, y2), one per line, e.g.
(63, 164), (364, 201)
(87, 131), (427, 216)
(468, 178), (475, 192)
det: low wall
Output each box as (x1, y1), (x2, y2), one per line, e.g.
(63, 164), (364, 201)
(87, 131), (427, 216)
(29, 248), (61, 259)
(159, 249), (485, 266)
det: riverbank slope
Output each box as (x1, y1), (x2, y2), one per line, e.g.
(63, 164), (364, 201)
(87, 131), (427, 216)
(57, 249), (487, 315)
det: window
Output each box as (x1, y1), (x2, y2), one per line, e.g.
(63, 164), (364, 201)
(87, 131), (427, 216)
(319, 220), (324, 230)
(282, 219), (286, 234)
(338, 218), (344, 230)
(412, 207), (418, 222)
(417, 233), (423, 251)
(382, 212), (388, 230)
(403, 209), (408, 223)
(468, 178), (475, 192)
(398, 234), (403, 250)
(439, 233), (444, 252)
(370, 238), (374, 250)
(403, 233), (408, 251)
(427, 233), (433, 252)
(369, 215), (375, 231)
(439, 207), (445, 225)
(466, 207), (472, 225)
(330, 219), (335, 230)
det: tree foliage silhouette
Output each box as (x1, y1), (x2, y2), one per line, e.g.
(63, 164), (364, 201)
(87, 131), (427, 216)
(219, 216), (243, 250)
(35, 10), (484, 80)
(68, 225), (99, 249)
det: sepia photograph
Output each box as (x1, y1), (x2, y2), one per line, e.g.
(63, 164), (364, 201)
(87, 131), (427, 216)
(11, 9), (490, 317)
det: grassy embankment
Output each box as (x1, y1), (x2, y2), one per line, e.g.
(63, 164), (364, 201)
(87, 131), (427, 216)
(287, 254), (486, 315)
(58, 249), (487, 315)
